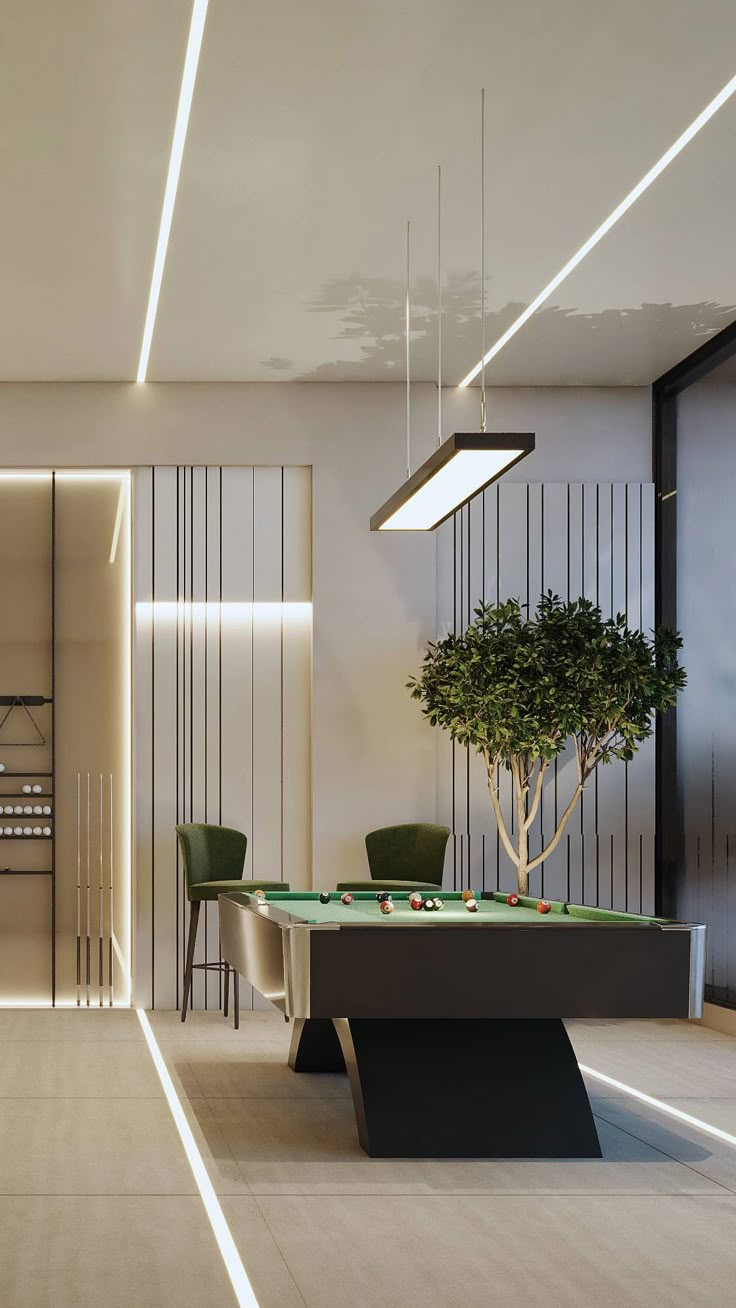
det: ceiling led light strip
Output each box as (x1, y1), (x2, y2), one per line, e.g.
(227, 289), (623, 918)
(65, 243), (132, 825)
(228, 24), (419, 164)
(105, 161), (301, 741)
(459, 68), (736, 387)
(136, 0), (209, 383)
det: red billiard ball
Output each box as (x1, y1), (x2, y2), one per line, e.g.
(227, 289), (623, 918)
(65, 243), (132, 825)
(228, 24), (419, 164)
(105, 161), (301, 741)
(461, 889), (474, 902)
(465, 897), (478, 913)
(506, 893), (520, 907)
(341, 892), (354, 905)
(410, 897), (424, 911)
(537, 899), (552, 914)
(380, 899), (394, 915)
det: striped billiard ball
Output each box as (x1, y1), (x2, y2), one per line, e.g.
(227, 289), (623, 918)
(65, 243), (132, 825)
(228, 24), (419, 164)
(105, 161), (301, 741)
(461, 889), (475, 902)
(380, 899), (394, 915)
(465, 897), (479, 913)
(506, 893), (520, 907)
(410, 897), (424, 911)
(341, 892), (354, 905)
(537, 900), (552, 914)
(376, 891), (392, 903)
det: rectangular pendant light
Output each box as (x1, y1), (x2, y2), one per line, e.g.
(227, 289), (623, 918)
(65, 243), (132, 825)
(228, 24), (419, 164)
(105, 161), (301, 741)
(370, 432), (534, 531)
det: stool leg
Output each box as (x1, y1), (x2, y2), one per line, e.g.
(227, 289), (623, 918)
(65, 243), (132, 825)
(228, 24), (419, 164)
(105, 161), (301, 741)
(233, 971), (239, 1030)
(223, 963), (230, 1019)
(181, 901), (201, 1023)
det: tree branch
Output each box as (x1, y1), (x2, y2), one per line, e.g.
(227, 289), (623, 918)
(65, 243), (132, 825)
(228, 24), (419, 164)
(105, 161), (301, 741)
(524, 760), (547, 831)
(485, 757), (517, 868)
(527, 783), (583, 872)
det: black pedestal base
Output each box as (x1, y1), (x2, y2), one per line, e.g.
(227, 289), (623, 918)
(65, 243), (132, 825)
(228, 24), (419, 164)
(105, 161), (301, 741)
(288, 1016), (601, 1159)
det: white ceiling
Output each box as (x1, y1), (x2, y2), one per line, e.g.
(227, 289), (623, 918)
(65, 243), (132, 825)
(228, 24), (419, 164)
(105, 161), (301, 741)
(2, 0), (736, 384)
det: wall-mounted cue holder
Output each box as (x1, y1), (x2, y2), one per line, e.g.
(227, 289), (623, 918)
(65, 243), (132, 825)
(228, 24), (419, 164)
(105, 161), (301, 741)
(76, 771), (114, 1008)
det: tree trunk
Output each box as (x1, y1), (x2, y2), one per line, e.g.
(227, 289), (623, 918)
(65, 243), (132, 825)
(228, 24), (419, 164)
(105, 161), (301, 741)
(517, 864), (529, 896)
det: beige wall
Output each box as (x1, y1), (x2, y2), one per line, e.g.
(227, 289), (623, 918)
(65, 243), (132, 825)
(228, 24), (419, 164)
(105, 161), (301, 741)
(0, 382), (651, 904)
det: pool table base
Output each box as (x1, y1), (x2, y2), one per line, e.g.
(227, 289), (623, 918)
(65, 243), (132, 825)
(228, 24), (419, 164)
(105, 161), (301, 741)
(288, 1016), (601, 1159)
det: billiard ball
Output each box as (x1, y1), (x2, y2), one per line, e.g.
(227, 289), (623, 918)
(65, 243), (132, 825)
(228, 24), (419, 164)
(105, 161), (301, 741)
(410, 897), (424, 911)
(253, 888), (266, 899)
(422, 898), (434, 911)
(506, 893), (520, 907)
(461, 889), (474, 902)
(465, 897), (479, 913)
(319, 891), (330, 904)
(341, 892), (354, 905)
(376, 891), (392, 903)
(408, 891), (423, 903)
(380, 899), (394, 915)
(434, 898), (444, 910)
(537, 899), (552, 914)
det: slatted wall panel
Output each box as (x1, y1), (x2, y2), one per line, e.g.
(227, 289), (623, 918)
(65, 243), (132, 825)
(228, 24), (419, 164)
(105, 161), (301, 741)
(134, 466), (312, 1010)
(437, 483), (655, 910)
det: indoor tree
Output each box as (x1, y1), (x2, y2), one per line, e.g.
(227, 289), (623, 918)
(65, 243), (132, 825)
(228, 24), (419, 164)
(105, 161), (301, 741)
(408, 593), (685, 896)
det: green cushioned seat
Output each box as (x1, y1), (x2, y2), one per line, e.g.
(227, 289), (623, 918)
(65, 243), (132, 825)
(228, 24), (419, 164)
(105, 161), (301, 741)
(336, 879), (442, 894)
(363, 823), (450, 888)
(189, 878), (284, 902)
(175, 822), (289, 1023)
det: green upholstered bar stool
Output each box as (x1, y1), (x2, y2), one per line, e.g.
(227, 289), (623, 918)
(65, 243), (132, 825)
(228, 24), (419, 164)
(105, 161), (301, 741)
(336, 822), (450, 894)
(176, 823), (286, 1023)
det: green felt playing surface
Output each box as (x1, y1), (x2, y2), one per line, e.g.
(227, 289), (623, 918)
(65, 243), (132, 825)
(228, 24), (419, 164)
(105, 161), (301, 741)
(254, 891), (663, 927)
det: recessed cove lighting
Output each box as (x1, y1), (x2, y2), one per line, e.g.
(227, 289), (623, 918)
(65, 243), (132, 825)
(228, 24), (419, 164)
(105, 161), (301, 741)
(580, 1062), (736, 1150)
(136, 0), (209, 383)
(459, 68), (736, 387)
(370, 433), (534, 531)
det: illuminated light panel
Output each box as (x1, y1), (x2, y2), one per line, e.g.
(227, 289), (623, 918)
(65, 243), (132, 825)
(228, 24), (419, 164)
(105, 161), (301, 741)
(459, 68), (736, 388)
(580, 1062), (736, 1150)
(136, 601), (312, 622)
(137, 1009), (260, 1307)
(370, 433), (534, 531)
(136, 0), (210, 383)
(109, 479), (128, 565)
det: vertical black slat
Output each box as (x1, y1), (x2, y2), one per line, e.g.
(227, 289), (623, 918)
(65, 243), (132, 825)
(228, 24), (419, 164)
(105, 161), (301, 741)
(525, 483), (530, 615)
(189, 468), (195, 1004)
(151, 467), (155, 1009)
(465, 506), (470, 859)
(451, 506), (457, 888)
(539, 485), (544, 896)
(51, 473), (56, 1005)
(653, 383), (679, 919)
(175, 468), (180, 1010)
(594, 483), (600, 903)
(204, 468), (208, 1010)
(579, 485), (585, 844)
(218, 468), (223, 1006)
(624, 484), (629, 910)
(481, 488), (486, 602)
(495, 485), (500, 879)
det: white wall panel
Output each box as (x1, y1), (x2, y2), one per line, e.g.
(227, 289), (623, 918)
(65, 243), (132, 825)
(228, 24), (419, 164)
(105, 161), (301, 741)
(438, 482), (655, 910)
(134, 465), (312, 1010)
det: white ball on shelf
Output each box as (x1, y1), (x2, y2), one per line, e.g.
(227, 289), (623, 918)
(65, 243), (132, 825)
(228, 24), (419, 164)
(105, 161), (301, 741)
(32, 826), (41, 836)
(22, 827), (32, 836)
(32, 784), (42, 794)
(13, 826), (22, 836)
(0, 764), (6, 774)
(13, 806), (22, 815)
(42, 826), (51, 836)
(33, 806), (42, 815)
(23, 806), (32, 815)
(3, 826), (12, 836)
(22, 785), (31, 794)
(42, 806), (51, 816)
(3, 806), (13, 816)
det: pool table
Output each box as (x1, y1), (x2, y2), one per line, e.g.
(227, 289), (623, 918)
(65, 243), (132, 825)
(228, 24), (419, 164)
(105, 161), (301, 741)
(219, 890), (706, 1159)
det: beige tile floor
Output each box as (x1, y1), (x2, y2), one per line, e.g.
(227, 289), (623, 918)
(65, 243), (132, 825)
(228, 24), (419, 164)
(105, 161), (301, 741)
(3, 1008), (736, 1306)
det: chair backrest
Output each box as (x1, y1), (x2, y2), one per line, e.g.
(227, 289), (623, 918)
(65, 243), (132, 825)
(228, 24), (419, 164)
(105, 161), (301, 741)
(365, 823), (450, 886)
(175, 823), (247, 891)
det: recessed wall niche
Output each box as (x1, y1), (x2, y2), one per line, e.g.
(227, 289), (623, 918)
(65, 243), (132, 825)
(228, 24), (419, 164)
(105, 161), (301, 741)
(0, 472), (131, 1006)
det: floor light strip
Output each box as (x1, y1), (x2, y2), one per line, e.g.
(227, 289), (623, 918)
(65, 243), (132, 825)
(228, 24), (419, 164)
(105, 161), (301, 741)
(580, 1062), (736, 1149)
(136, 1009), (259, 1307)
(136, 0), (209, 383)
(459, 68), (736, 387)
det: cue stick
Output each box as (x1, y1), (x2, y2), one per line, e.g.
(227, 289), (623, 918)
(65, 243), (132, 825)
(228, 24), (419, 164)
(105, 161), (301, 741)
(108, 773), (113, 1007)
(76, 772), (81, 1007)
(98, 772), (103, 1007)
(86, 771), (91, 1006)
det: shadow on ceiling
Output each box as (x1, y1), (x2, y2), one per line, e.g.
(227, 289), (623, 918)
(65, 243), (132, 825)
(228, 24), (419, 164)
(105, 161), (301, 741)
(260, 276), (736, 384)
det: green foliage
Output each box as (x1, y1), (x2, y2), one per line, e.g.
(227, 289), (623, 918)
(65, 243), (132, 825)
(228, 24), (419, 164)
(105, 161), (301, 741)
(409, 592), (685, 777)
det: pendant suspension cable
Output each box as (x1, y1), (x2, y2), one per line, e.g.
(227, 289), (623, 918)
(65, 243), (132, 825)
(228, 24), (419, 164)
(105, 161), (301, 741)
(406, 219), (411, 478)
(480, 87), (487, 433)
(437, 164), (442, 446)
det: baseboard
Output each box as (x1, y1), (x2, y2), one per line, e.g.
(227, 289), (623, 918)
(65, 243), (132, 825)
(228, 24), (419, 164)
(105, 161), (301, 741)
(693, 1001), (736, 1037)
